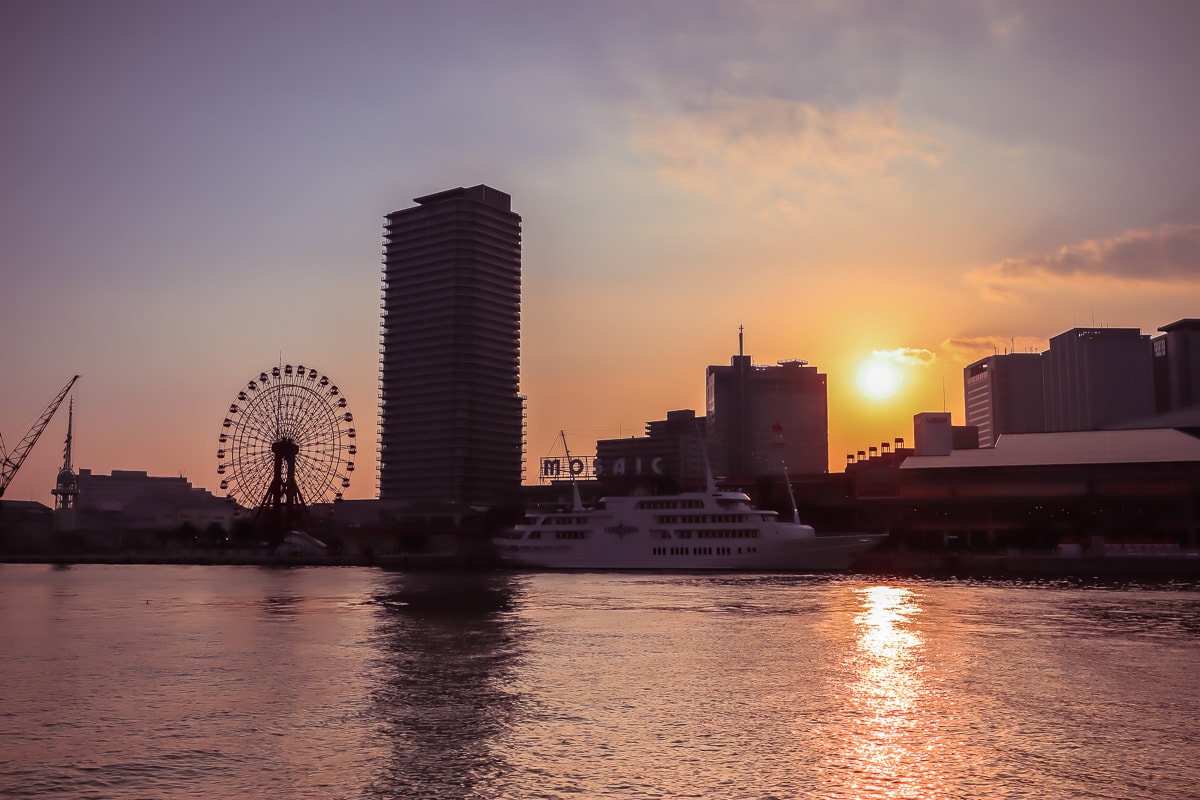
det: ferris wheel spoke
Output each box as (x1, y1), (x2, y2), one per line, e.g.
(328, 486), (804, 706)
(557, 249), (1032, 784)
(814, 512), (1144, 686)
(298, 394), (342, 438)
(233, 454), (272, 495)
(279, 403), (313, 441)
(236, 442), (275, 471)
(293, 458), (330, 497)
(239, 400), (277, 442)
(303, 449), (340, 481)
(292, 413), (337, 449)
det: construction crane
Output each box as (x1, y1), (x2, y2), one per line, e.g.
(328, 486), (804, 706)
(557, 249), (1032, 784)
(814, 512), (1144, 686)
(0, 375), (80, 499)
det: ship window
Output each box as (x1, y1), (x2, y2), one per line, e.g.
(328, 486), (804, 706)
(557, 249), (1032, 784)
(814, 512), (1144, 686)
(636, 499), (681, 510)
(545, 515), (588, 524)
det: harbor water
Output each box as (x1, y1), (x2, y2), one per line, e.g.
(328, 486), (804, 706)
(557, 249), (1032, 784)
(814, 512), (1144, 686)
(2, 564), (1198, 799)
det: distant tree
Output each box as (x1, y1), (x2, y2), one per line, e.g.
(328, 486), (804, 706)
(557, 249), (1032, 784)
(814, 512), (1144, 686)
(202, 521), (226, 548)
(228, 517), (257, 547)
(175, 521), (200, 546)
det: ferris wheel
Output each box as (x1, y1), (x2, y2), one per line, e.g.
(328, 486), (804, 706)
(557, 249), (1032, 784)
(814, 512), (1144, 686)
(217, 363), (357, 530)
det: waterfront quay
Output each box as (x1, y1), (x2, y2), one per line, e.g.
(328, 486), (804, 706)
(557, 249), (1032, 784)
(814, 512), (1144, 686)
(4, 535), (1200, 583)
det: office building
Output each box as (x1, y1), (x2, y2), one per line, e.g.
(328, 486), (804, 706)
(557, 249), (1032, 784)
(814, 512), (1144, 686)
(379, 185), (523, 507)
(706, 334), (828, 478)
(1042, 327), (1154, 432)
(595, 409), (709, 489)
(1153, 319), (1200, 413)
(964, 352), (1046, 446)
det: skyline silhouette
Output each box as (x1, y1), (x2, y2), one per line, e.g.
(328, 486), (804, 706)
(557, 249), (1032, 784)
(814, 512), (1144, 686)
(4, 2), (1198, 505)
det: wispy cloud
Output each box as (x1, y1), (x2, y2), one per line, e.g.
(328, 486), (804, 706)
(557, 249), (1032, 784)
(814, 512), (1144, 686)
(872, 347), (937, 367)
(969, 224), (1200, 294)
(631, 91), (939, 201)
(941, 336), (1047, 364)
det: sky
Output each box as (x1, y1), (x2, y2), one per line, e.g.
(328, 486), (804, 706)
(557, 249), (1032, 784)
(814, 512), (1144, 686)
(3, 1), (1199, 506)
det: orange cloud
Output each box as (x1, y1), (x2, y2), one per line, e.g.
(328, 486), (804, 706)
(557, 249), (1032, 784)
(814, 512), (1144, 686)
(969, 223), (1200, 293)
(631, 92), (939, 200)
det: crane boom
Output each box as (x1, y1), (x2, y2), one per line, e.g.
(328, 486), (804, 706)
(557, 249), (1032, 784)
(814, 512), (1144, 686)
(0, 375), (80, 498)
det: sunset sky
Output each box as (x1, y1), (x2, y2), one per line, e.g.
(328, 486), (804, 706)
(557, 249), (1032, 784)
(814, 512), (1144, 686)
(3, 1), (1198, 505)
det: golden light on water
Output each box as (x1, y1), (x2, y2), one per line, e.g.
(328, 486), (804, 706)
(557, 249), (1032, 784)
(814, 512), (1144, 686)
(844, 585), (945, 799)
(857, 586), (920, 661)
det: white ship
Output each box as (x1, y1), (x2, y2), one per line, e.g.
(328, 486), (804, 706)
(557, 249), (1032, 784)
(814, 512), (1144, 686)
(494, 443), (885, 570)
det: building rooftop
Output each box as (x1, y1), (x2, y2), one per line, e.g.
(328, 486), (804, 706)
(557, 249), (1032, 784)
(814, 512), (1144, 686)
(900, 427), (1200, 470)
(0, 499), (51, 512)
(1110, 405), (1200, 430)
(411, 184), (511, 210)
(1158, 318), (1200, 333)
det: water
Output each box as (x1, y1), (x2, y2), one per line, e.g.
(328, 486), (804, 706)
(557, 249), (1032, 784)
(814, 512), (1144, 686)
(2, 565), (1198, 799)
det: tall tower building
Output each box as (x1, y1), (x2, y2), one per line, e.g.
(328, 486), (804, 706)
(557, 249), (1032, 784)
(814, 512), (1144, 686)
(1042, 327), (1154, 432)
(963, 352), (1045, 446)
(705, 330), (828, 478)
(379, 185), (523, 507)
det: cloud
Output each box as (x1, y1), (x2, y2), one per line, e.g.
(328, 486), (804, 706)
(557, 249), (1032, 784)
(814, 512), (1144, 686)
(941, 336), (1047, 364)
(871, 347), (937, 367)
(969, 224), (1200, 292)
(630, 91), (939, 201)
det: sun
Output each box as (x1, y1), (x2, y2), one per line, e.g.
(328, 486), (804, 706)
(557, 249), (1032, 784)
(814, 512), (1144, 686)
(857, 361), (901, 401)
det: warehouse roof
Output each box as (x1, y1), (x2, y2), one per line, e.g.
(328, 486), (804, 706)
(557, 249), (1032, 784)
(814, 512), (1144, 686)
(900, 427), (1200, 470)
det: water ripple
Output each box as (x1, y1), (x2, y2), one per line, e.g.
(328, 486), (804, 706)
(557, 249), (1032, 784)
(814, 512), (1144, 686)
(2, 566), (1198, 798)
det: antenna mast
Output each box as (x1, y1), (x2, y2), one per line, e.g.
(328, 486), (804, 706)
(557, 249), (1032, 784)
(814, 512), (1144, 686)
(63, 399), (74, 472)
(52, 398), (78, 512)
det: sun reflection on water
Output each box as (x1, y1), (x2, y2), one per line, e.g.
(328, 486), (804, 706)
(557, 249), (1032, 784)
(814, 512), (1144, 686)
(844, 585), (942, 799)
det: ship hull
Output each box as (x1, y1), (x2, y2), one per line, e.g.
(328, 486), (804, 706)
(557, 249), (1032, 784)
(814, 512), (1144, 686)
(493, 532), (886, 571)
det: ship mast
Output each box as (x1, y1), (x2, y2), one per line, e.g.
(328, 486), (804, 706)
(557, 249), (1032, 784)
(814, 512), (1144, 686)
(560, 430), (583, 512)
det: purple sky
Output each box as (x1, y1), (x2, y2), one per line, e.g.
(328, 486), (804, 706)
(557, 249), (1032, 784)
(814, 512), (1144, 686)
(3, 1), (1199, 504)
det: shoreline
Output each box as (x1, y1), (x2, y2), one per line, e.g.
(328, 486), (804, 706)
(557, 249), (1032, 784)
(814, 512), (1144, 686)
(4, 549), (1200, 582)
